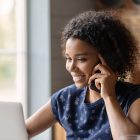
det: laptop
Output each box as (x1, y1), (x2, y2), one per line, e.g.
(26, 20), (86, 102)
(0, 101), (28, 140)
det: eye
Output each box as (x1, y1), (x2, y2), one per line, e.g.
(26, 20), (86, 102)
(65, 57), (72, 62)
(77, 58), (87, 62)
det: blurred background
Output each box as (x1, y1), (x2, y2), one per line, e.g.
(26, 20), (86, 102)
(0, 0), (140, 140)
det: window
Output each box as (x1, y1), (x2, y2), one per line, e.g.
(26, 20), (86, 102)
(0, 0), (27, 116)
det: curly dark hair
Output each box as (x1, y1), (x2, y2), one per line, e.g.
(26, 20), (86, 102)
(61, 10), (137, 78)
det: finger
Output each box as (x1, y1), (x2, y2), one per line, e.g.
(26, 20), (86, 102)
(88, 73), (99, 84)
(88, 73), (104, 84)
(95, 78), (101, 90)
(93, 62), (113, 75)
(98, 54), (107, 66)
(93, 63), (107, 74)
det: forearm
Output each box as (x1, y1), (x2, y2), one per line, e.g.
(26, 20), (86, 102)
(26, 114), (53, 138)
(104, 96), (140, 140)
(26, 116), (46, 138)
(26, 100), (57, 138)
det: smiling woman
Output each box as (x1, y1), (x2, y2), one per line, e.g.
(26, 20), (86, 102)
(26, 10), (140, 140)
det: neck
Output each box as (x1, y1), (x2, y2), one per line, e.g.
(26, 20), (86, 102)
(85, 88), (101, 103)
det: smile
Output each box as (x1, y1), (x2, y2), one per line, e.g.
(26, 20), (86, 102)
(72, 75), (85, 82)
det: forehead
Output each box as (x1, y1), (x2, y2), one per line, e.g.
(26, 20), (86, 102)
(65, 38), (98, 55)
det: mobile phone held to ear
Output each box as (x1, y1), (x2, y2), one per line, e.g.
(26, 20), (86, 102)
(90, 70), (101, 93)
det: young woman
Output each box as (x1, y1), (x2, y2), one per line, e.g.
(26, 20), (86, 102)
(26, 10), (140, 140)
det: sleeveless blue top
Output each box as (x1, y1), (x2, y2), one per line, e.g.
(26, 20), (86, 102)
(51, 81), (140, 140)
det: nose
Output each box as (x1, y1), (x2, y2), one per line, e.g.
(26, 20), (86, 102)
(67, 61), (77, 72)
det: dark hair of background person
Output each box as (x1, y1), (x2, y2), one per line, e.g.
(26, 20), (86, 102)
(61, 10), (138, 79)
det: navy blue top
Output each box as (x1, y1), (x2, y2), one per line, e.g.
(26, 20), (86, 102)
(51, 81), (140, 140)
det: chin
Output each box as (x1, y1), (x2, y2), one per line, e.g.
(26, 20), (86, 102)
(75, 83), (87, 89)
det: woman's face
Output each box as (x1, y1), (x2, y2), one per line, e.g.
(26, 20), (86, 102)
(65, 38), (99, 88)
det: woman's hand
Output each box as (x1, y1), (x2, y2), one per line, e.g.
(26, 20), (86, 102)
(88, 54), (118, 99)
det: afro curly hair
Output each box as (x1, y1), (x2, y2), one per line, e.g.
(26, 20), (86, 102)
(61, 10), (138, 78)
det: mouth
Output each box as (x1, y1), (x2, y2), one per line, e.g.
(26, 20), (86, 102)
(72, 75), (85, 82)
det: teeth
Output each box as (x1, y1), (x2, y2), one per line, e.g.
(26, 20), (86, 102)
(73, 76), (84, 82)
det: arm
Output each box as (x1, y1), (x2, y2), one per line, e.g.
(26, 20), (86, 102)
(26, 99), (57, 138)
(104, 96), (140, 140)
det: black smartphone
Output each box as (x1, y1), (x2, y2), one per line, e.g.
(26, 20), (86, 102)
(90, 70), (101, 93)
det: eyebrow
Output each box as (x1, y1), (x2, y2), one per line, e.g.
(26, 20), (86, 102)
(65, 53), (89, 57)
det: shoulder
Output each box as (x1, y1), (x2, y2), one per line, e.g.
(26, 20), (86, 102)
(51, 84), (85, 112)
(127, 98), (140, 131)
(51, 84), (85, 100)
(51, 84), (77, 99)
(116, 81), (140, 112)
(116, 80), (140, 97)
(120, 82), (140, 130)
(50, 84), (86, 122)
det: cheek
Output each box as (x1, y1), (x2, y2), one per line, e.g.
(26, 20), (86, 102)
(85, 67), (93, 76)
(83, 63), (96, 76)
(80, 64), (93, 75)
(65, 63), (69, 72)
